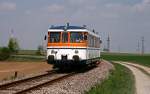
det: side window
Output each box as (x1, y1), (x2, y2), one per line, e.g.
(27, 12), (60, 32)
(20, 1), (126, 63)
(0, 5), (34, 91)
(84, 32), (87, 40)
(89, 35), (92, 47)
(62, 32), (68, 43)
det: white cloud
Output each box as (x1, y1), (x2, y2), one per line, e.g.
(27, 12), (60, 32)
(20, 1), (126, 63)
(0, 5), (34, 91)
(24, 10), (31, 15)
(0, 2), (16, 12)
(133, 0), (150, 12)
(68, 0), (88, 4)
(47, 4), (64, 13)
(1, 0), (150, 52)
(105, 3), (134, 11)
(104, 0), (150, 13)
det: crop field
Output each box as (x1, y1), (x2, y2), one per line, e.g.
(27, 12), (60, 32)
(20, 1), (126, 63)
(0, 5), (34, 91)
(0, 61), (52, 81)
(0, 50), (50, 81)
(101, 52), (150, 67)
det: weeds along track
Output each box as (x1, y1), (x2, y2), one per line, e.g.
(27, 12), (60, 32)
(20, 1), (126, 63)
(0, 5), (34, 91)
(0, 70), (76, 94)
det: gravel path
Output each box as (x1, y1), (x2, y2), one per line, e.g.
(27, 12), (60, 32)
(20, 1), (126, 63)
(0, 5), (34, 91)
(29, 61), (114, 94)
(122, 62), (150, 74)
(115, 62), (150, 94)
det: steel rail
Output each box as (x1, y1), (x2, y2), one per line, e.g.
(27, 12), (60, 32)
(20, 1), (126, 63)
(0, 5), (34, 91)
(0, 70), (56, 90)
(14, 72), (75, 94)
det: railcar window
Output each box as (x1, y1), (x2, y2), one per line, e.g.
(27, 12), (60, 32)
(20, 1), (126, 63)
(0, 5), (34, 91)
(84, 35), (87, 40)
(50, 32), (60, 43)
(62, 32), (68, 43)
(70, 32), (84, 43)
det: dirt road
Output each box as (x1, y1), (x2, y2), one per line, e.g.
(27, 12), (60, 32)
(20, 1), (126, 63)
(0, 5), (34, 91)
(115, 62), (150, 94)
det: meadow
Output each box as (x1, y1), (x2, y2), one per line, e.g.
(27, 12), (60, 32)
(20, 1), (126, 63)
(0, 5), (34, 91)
(101, 52), (150, 67)
(6, 50), (45, 62)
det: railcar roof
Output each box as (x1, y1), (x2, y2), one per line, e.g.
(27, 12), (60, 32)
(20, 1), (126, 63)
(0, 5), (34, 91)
(48, 24), (100, 38)
(49, 25), (86, 29)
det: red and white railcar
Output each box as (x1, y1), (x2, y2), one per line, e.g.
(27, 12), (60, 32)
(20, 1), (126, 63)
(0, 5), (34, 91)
(46, 23), (101, 69)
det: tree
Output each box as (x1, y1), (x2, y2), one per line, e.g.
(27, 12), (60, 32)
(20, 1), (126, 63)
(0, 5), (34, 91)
(8, 38), (19, 54)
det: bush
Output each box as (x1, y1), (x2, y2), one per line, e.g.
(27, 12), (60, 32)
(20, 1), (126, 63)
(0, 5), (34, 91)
(0, 47), (11, 61)
(8, 38), (19, 54)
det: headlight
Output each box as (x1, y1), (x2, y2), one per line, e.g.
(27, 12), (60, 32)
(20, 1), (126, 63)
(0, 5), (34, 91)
(75, 50), (79, 54)
(51, 50), (57, 54)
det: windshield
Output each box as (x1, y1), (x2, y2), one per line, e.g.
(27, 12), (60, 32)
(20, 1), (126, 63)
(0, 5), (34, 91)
(70, 32), (84, 43)
(49, 32), (61, 43)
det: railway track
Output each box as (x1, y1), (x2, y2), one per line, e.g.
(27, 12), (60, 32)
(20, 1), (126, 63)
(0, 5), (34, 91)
(0, 70), (75, 94)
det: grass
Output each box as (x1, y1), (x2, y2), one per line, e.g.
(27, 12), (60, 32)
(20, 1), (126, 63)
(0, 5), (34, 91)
(86, 63), (135, 94)
(7, 55), (45, 62)
(17, 50), (46, 56)
(3, 73), (25, 81)
(101, 52), (150, 67)
(0, 50), (46, 62)
(17, 50), (38, 55)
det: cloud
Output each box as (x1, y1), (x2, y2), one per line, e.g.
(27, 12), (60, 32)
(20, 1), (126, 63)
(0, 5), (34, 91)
(47, 4), (64, 13)
(0, 2), (16, 12)
(1, 0), (150, 52)
(68, 0), (89, 5)
(133, 0), (150, 12)
(25, 10), (31, 14)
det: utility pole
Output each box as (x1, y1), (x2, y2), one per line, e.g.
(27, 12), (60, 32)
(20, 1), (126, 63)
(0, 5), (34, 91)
(141, 36), (144, 54)
(137, 41), (140, 53)
(107, 35), (110, 52)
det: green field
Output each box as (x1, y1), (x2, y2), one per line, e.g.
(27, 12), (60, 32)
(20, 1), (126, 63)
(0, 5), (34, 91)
(7, 50), (46, 62)
(101, 52), (150, 67)
(17, 50), (45, 55)
(87, 63), (135, 94)
(7, 55), (45, 62)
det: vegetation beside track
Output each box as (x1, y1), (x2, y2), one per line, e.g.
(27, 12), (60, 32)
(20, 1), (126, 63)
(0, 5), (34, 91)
(101, 52), (150, 67)
(0, 50), (45, 62)
(7, 55), (45, 62)
(17, 50), (45, 56)
(86, 63), (135, 94)
(17, 50), (38, 55)
(0, 47), (10, 61)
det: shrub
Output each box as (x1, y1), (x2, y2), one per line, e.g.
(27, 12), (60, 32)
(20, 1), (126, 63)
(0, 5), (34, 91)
(8, 38), (19, 54)
(0, 47), (10, 61)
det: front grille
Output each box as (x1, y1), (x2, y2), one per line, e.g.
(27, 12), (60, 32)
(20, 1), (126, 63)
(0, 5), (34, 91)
(61, 55), (67, 61)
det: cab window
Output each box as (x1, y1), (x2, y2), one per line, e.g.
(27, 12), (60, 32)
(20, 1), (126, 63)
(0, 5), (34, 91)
(70, 32), (84, 43)
(49, 32), (61, 43)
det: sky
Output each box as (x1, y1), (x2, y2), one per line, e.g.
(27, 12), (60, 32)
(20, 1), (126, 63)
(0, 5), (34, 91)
(0, 0), (150, 53)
